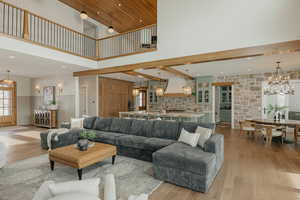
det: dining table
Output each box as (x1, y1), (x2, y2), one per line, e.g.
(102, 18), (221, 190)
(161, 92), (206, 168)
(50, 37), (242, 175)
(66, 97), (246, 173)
(249, 119), (300, 143)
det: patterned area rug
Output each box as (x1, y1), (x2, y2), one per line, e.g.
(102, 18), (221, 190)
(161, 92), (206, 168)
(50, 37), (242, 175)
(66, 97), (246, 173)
(0, 155), (162, 200)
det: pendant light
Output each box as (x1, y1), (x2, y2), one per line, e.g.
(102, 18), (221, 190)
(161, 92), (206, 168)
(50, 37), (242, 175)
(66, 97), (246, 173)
(4, 70), (14, 85)
(80, 11), (88, 19)
(182, 86), (192, 96)
(132, 88), (139, 96)
(108, 26), (115, 33)
(264, 62), (295, 95)
(155, 87), (164, 96)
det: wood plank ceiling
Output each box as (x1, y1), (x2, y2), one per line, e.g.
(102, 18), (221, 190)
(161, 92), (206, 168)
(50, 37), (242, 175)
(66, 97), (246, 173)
(58, 0), (157, 33)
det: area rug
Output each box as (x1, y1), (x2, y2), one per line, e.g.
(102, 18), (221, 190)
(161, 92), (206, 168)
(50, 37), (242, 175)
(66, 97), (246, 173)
(0, 155), (162, 200)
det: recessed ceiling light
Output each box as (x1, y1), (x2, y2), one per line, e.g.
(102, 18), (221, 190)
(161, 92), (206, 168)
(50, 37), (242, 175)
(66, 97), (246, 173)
(137, 75), (143, 78)
(9, 56), (15, 59)
(61, 65), (67, 69)
(118, 3), (122, 7)
(220, 72), (224, 74)
(139, 19), (143, 23)
(97, 11), (101, 15)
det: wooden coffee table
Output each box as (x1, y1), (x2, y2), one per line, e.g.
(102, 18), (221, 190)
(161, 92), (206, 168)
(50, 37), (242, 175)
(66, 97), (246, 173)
(49, 142), (117, 180)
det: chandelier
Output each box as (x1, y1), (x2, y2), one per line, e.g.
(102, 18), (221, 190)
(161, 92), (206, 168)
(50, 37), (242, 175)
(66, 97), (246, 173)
(264, 62), (294, 95)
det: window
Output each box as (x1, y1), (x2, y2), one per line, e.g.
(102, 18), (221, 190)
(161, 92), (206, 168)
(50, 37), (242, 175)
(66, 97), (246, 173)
(0, 89), (12, 116)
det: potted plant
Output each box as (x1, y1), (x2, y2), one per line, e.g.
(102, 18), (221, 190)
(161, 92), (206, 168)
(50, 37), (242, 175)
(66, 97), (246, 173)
(77, 130), (96, 151)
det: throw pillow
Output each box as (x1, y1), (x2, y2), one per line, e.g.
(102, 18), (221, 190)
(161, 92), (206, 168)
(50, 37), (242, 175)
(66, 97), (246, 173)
(70, 118), (84, 129)
(48, 178), (100, 197)
(195, 126), (212, 148)
(178, 128), (200, 147)
(48, 192), (100, 200)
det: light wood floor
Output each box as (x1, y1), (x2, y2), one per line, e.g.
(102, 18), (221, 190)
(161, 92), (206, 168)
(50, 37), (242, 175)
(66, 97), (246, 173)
(1, 126), (300, 200)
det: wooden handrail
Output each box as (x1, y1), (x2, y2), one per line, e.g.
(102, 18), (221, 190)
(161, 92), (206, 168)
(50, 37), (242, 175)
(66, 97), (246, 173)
(0, 0), (158, 61)
(98, 24), (157, 41)
(1, 0), (96, 40)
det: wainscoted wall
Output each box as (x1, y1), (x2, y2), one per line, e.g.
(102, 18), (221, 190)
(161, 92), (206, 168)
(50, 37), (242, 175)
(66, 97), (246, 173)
(31, 74), (76, 126)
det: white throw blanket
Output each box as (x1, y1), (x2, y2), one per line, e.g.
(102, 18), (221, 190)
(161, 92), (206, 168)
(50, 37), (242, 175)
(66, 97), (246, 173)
(47, 128), (69, 151)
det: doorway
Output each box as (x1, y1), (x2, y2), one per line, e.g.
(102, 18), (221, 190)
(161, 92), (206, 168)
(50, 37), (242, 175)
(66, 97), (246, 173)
(79, 85), (88, 117)
(137, 89), (147, 111)
(212, 83), (234, 128)
(0, 81), (17, 127)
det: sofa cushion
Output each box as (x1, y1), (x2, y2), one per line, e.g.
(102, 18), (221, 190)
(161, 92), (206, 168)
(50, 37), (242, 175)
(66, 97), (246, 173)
(83, 117), (97, 129)
(110, 118), (133, 134)
(151, 120), (180, 140)
(93, 118), (112, 131)
(128, 119), (154, 137)
(144, 138), (176, 151)
(153, 142), (217, 176)
(116, 135), (148, 149)
(93, 131), (125, 145)
(179, 122), (215, 133)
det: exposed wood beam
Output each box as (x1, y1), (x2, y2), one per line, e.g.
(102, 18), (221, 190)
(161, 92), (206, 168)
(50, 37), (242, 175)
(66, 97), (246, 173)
(212, 82), (235, 86)
(73, 40), (300, 77)
(158, 66), (193, 80)
(123, 71), (166, 81)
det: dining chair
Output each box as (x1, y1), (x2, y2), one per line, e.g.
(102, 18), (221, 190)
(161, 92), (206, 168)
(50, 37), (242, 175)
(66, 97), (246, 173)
(294, 125), (300, 143)
(255, 124), (284, 145)
(239, 120), (256, 136)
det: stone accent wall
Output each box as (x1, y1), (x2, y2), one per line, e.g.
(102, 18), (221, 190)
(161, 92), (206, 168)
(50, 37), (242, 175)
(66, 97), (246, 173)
(148, 80), (213, 112)
(216, 71), (300, 128)
(146, 70), (300, 128)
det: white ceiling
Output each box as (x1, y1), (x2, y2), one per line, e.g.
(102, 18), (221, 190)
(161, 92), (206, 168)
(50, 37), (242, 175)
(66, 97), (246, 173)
(0, 48), (89, 78)
(1, 48), (300, 81)
(136, 51), (300, 80)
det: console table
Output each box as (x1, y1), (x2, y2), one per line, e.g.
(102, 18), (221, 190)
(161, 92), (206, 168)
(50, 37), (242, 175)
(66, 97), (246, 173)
(33, 110), (57, 128)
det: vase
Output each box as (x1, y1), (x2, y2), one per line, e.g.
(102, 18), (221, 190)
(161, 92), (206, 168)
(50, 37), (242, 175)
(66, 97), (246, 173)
(77, 139), (89, 151)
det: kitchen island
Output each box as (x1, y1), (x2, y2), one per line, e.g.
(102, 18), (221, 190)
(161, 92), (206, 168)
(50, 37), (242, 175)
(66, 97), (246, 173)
(119, 111), (212, 123)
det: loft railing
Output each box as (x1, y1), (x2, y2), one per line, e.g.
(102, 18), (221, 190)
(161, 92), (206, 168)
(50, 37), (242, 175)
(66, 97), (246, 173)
(0, 1), (157, 61)
(97, 24), (157, 60)
(0, 1), (96, 59)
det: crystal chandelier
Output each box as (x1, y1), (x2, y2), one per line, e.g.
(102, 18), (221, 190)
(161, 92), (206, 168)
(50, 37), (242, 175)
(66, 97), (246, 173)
(264, 62), (294, 95)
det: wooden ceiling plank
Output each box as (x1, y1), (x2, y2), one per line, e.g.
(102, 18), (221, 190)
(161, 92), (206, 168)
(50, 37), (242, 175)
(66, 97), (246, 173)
(73, 40), (300, 76)
(58, 0), (157, 33)
(159, 67), (194, 80)
(123, 71), (165, 81)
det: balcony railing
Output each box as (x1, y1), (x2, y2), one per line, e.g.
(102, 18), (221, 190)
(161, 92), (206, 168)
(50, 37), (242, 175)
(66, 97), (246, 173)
(97, 24), (157, 60)
(0, 1), (157, 61)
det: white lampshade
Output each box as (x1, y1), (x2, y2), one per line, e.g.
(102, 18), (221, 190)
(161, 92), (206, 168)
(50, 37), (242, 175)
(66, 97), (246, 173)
(108, 26), (115, 33)
(156, 87), (164, 96)
(132, 89), (139, 96)
(183, 86), (192, 95)
(80, 11), (88, 19)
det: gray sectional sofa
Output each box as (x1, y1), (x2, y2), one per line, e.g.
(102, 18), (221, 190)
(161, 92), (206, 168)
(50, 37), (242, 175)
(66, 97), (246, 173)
(40, 117), (224, 192)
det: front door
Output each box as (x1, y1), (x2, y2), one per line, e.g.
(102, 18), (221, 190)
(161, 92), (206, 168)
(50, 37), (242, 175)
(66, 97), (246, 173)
(0, 81), (16, 126)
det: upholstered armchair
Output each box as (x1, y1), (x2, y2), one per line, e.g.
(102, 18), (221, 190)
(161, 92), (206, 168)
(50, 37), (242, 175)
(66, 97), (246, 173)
(0, 142), (7, 168)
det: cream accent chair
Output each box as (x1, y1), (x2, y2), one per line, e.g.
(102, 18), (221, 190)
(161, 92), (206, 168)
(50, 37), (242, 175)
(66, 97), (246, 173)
(0, 142), (7, 168)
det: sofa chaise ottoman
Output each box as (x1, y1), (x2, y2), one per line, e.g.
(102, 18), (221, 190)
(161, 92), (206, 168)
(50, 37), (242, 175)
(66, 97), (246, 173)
(40, 117), (224, 192)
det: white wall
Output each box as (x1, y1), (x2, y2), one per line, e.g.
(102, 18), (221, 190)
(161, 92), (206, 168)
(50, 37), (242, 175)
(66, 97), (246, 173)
(98, 0), (300, 68)
(31, 74), (77, 125)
